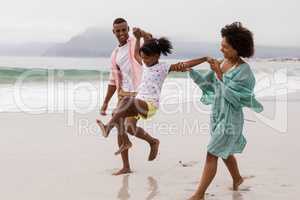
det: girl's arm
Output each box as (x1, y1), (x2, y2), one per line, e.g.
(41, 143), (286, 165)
(169, 57), (208, 72)
(132, 28), (143, 65)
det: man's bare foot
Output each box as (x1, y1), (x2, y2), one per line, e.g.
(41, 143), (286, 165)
(112, 168), (132, 176)
(187, 194), (204, 200)
(148, 139), (160, 161)
(114, 142), (133, 155)
(96, 119), (109, 137)
(233, 177), (244, 191)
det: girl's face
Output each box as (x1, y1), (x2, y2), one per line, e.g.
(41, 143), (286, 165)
(220, 37), (238, 59)
(140, 52), (160, 67)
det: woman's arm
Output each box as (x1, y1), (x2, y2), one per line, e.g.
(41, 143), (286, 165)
(169, 57), (208, 72)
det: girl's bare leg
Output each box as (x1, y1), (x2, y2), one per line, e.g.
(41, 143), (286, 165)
(96, 97), (148, 137)
(125, 118), (160, 161)
(188, 153), (218, 200)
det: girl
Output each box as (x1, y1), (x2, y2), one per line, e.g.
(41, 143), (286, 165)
(96, 28), (208, 159)
(188, 22), (263, 200)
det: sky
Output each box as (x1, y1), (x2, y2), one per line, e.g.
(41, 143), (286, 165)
(0, 0), (299, 47)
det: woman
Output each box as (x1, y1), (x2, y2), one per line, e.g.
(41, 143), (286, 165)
(188, 22), (263, 200)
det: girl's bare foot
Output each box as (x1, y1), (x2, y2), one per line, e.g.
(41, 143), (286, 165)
(148, 139), (160, 161)
(187, 194), (204, 200)
(96, 119), (109, 137)
(114, 142), (133, 155)
(112, 168), (132, 176)
(233, 177), (244, 191)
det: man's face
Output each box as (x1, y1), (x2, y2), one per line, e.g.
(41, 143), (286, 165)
(113, 22), (129, 45)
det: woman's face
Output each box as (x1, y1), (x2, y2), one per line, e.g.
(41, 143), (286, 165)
(140, 52), (160, 67)
(220, 37), (238, 59)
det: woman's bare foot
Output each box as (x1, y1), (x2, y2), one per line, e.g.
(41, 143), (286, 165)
(96, 119), (109, 137)
(114, 141), (133, 155)
(233, 177), (244, 191)
(112, 168), (132, 176)
(187, 194), (204, 200)
(148, 139), (160, 161)
(232, 175), (254, 191)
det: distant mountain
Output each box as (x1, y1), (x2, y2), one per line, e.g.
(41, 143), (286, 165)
(43, 28), (300, 58)
(43, 27), (116, 57)
(1, 27), (300, 58)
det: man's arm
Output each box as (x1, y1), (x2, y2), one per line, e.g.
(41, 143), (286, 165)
(100, 84), (116, 115)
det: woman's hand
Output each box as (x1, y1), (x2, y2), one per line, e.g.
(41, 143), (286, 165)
(207, 58), (223, 80)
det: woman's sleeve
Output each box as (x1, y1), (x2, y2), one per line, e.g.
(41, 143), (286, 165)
(189, 69), (216, 105)
(220, 66), (263, 112)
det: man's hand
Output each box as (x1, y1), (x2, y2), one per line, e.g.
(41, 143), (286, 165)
(100, 102), (108, 115)
(141, 30), (152, 40)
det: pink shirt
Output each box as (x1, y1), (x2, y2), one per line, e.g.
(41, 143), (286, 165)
(108, 37), (143, 92)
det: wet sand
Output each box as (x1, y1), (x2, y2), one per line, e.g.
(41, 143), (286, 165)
(0, 93), (299, 199)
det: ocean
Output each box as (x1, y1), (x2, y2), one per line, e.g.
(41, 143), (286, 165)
(0, 56), (300, 113)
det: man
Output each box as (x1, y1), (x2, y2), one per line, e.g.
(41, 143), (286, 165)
(100, 18), (159, 176)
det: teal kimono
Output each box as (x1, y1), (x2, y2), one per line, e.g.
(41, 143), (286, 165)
(189, 63), (263, 159)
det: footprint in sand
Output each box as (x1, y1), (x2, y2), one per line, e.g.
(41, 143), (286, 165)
(244, 175), (255, 179)
(184, 188), (196, 192)
(280, 184), (292, 187)
(239, 186), (251, 192)
(179, 160), (199, 167)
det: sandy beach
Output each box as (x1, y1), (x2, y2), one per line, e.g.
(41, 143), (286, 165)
(0, 93), (299, 200)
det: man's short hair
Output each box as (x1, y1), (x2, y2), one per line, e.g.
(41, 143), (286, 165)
(113, 18), (127, 25)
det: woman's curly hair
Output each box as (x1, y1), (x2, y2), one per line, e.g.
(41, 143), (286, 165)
(221, 22), (254, 58)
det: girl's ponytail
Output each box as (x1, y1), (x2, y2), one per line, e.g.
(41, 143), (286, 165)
(139, 37), (173, 56)
(157, 37), (172, 56)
